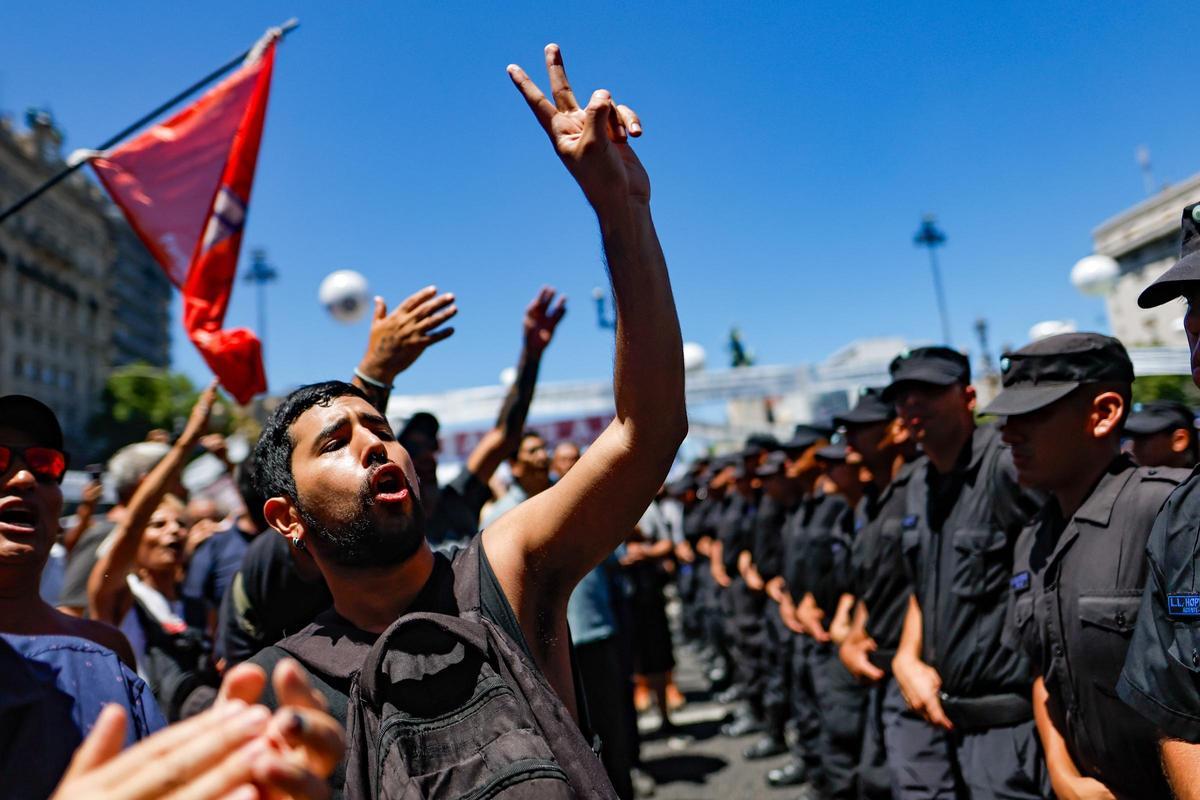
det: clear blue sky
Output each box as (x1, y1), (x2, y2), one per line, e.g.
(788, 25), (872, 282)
(4, 2), (1199, 397)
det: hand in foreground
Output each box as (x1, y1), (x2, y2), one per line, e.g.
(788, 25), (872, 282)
(51, 699), (329, 800)
(523, 286), (567, 355)
(358, 286), (458, 382)
(893, 654), (953, 730)
(217, 659), (345, 795)
(508, 44), (648, 214)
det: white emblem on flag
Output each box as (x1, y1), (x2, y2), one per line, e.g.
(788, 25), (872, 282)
(200, 186), (246, 254)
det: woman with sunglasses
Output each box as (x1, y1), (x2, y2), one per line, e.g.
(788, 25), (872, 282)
(88, 381), (222, 719)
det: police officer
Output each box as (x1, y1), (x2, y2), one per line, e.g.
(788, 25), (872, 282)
(744, 450), (800, 760)
(1124, 400), (1198, 469)
(835, 388), (920, 800)
(985, 332), (1183, 800)
(1118, 203), (1200, 796)
(886, 346), (1046, 800)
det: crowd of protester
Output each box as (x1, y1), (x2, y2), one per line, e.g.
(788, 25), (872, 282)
(8, 43), (1200, 800)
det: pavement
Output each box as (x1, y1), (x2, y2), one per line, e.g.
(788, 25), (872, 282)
(635, 642), (796, 799)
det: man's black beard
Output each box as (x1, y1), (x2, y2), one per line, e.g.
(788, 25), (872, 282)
(297, 481), (426, 568)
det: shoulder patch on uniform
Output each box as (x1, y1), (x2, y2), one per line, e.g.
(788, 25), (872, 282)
(1010, 571), (1030, 593)
(1168, 593), (1200, 618)
(902, 515), (918, 529)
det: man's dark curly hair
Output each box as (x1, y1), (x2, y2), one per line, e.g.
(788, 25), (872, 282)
(254, 381), (371, 503)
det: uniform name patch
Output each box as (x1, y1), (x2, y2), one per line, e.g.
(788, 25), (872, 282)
(1010, 571), (1030, 593)
(902, 515), (918, 529)
(1167, 593), (1200, 618)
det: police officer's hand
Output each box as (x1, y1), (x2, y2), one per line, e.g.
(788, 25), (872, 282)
(779, 593), (807, 635)
(797, 593), (832, 643)
(1055, 775), (1117, 800)
(893, 654), (953, 730)
(508, 45), (648, 218)
(839, 630), (885, 684)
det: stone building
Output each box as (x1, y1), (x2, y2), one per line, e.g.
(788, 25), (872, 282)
(0, 110), (171, 457)
(1088, 173), (1200, 348)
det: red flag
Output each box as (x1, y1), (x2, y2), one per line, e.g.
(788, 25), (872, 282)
(93, 40), (277, 404)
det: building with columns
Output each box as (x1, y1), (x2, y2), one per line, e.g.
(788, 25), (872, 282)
(0, 110), (171, 458)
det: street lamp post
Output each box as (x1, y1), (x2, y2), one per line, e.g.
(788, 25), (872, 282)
(914, 214), (952, 345)
(243, 248), (278, 363)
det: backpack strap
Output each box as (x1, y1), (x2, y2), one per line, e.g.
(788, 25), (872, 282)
(275, 617), (373, 681)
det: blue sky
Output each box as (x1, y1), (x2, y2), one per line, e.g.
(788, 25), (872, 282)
(3, 2), (1199, 398)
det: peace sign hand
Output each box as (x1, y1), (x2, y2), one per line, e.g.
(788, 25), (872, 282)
(508, 44), (649, 216)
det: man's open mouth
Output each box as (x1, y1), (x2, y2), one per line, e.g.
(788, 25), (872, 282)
(369, 463), (411, 504)
(0, 501), (37, 534)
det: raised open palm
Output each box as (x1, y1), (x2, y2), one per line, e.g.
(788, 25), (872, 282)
(508, 44), (649, 213)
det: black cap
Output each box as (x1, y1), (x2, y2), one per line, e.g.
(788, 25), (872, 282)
(815, 443), (848, 461)
(755, 451), (789, 478)
(0, 395), (65, 451)
(782, 423), (833, 452)
(398, 411), (439, 443)
(981, 332), (1133, 417)
(1139, 204), (1200, 308)
(665, 477), (696, 496)
(834, 387), (896, 427)
(1125, 400), (1196, 437)
(882, 347), (971, 401)
(744, 433), (781, 455)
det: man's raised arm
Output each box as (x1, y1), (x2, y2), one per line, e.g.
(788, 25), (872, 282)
(465, 287), (566, 484)
(485, 45), (687, 619)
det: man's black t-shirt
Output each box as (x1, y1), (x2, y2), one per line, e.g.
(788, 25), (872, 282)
(424, 469), (493, 546)
(218, 532), (334, 665)
(247, 539), (541, 796)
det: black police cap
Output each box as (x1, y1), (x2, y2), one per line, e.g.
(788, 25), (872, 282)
(815, 443), (848, 462)
(981, 332), (1133, 417)
(755, 450), (789, 478)
(833, 387), (895, 427)
(782, 423), (833, 452)
(1125, 400), (1196, 437)
(881, 346), (971, 402)
(1139, 204), (1200, 308)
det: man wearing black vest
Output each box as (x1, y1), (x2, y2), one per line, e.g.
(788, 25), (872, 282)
(886, 347), (1047, 799)
(246, 45), (686, 799)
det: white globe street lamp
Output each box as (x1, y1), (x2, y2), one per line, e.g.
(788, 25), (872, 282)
(1070, 254), (1120, 298)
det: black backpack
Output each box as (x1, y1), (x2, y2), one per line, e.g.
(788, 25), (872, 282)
(275, 538), (617, 800)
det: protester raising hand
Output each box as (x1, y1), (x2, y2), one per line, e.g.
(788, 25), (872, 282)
(353, 286), (458, 395)
(508, 43), (649, 213)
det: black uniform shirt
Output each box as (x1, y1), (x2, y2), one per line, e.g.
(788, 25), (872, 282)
(1008, 455), (1181, 798)
(901, 423), (1041, 698)
(717, 492), (757, 574)
(1118, 465), (1200, 743)
(753, 495), (796, 582)
(852, 459), (921, 658)
(783, 493), (851, 609)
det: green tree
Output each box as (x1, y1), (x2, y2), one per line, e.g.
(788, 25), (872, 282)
(88, 364), (234, 460)
(1131, 375), (1200, 406)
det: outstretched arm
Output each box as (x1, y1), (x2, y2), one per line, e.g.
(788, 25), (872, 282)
(486, 44), (687, 642)
(88, 383), (216, 624)
(351, 286), (458, 413)
(466, 287), (566, 483)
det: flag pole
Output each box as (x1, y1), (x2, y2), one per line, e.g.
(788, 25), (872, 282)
(0, 18), (298, 225)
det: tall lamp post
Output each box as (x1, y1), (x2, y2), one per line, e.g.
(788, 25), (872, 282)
(914, 214), (952, 345)
(243, 248), (278, 363)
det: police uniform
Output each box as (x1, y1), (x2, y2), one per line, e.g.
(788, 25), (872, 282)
(982, 332), (1184, 800)
(746, 458), (800, 759)
(786, 462), (865, 800)
(850, 458), (921, 799)
(1118, 203), (1200, 759)
(885, 347), (1047, 800)
(717, 474), (767, 731)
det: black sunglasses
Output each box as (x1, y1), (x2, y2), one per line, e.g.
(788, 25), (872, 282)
(0, 444), (69, 483)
